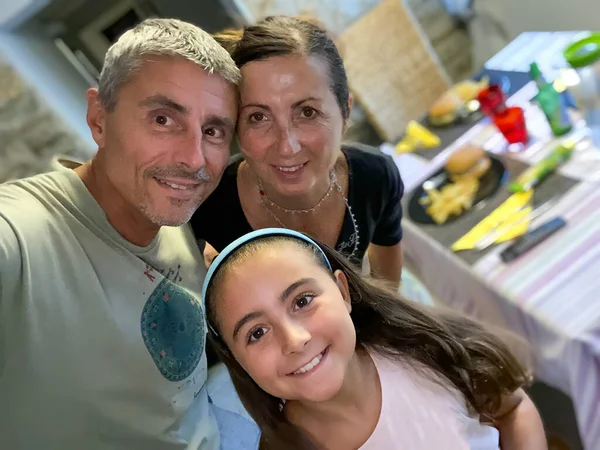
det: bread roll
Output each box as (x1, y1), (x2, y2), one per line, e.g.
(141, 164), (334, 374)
(445, 145), (491, 180)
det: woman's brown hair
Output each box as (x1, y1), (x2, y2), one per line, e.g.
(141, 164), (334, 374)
(205, 236), (531, 449)
(213, 15), (351, 120)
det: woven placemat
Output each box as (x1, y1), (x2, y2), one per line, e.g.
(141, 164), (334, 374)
(337, 0), (451, 142)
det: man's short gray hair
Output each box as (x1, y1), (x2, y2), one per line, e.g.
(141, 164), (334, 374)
(98, 18), (241, 111)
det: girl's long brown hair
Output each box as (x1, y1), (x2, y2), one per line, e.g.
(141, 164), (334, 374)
(205, 236), (531, 449)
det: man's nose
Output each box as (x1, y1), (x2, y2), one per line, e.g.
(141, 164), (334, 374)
(173, 131), (207, 169)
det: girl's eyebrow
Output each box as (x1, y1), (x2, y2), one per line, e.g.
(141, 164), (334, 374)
(231, 278), (316, 341)
(233, 311), (264, 341)
(279, 278), (315, 302)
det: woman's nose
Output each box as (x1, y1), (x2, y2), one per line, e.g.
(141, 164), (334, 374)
(277, 127), (301, 156)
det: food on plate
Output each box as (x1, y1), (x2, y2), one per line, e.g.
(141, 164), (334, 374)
(419, 177), (480, 225)
(445, 144), (492, 181)
(418, 145), (492, 224)
(428, 90), (463, 125)
(428, 78), (490, 126)
(453, 77), (489, 103)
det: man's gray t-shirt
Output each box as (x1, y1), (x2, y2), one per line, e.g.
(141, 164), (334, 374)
(0, 169), (218, 449)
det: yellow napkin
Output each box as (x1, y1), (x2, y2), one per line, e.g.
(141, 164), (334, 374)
(395, 121), (441, 154)
(451, 191), (534, 252)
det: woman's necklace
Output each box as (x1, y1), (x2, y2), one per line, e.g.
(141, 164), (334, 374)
(257, 170), (336, 214)
(257, 170), (360, 258)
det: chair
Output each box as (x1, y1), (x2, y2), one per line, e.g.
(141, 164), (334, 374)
(337, 0), (451, 142)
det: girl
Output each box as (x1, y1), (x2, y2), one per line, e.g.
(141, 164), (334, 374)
(202, 228), (546, 449)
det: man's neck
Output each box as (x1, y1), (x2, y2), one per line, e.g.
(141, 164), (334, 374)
(74, 160), (160, 247)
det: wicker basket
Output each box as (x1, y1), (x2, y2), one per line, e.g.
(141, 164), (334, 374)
(337, 0), (451, 142)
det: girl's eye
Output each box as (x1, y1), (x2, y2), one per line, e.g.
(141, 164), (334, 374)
(248, 327), (268, 344)
(293, 294), (315, 311)
(301, 107), (317, 118)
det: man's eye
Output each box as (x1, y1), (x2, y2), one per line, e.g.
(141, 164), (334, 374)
(154, 115), (173, 126)
(205, 127), (224, 138)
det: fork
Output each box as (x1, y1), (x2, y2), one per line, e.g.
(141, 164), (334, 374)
(474, 198), (557, 251)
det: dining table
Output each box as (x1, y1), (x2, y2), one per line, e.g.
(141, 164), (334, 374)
(381, 31), (600, 449)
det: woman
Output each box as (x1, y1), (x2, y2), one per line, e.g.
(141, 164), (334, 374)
(191, 16), (404, 285)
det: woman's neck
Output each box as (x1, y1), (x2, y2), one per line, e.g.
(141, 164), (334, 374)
(285, 348), (381, 429)
(243, 155), (346, 212)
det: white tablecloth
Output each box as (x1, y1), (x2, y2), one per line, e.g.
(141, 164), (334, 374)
(393, 83), (600, 449)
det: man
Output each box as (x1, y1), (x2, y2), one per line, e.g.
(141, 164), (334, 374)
(0, 18), (257, 449)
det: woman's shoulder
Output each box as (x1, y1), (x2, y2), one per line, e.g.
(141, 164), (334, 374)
(201, 155), (243, 204)
(342, 143), (400, 185)
(190, 154), (249, 250)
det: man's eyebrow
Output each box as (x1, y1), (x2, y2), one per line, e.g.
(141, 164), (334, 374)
(204, 114), (235, 131)
(138, 94), (188, 114)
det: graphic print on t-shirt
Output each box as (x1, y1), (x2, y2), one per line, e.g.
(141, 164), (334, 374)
(141, 277), (205, 382)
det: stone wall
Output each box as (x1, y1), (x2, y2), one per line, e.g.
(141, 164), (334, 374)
(0, 56), (89, 183)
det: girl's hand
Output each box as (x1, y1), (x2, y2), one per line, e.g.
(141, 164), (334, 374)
(493, 388), (547, 450)
(203, 243), (219, 269)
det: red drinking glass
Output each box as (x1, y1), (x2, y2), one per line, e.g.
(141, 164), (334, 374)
(493, 106), (529, 145)
(477, 84), (507, 117)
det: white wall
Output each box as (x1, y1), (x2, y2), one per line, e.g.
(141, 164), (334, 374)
(0, 21), (95, 155)
(499, 0), (599, 38)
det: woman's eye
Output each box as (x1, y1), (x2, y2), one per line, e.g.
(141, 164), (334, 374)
(249, 112), (265, 123)
(248, 327), (267, 343)
(301, 107), (316, 118)
(293, 294), (315, 311)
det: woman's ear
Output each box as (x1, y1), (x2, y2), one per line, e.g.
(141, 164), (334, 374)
(343, 94), (354, 133)
(334, 270), (352, 313)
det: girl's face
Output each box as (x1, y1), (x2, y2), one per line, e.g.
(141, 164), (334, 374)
(214, 243), (356, 403)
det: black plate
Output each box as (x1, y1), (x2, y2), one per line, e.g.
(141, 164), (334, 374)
(408, 156), (508, 225)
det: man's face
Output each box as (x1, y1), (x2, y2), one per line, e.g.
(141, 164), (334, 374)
(87, 56), (238, 227)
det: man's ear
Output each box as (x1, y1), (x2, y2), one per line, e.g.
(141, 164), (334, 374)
(334, 269), (352, 313)
(86, 88), (107, 149)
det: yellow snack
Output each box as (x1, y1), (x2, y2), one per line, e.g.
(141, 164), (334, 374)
(395, 121), (441, 153)
(420, 177), (480, 225)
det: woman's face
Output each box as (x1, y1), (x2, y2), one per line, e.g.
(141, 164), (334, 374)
(237, 54), (348, 196)
(214, 243), (356, 403)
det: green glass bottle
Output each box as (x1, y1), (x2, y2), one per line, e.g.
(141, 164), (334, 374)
(530, 62), (572, 137)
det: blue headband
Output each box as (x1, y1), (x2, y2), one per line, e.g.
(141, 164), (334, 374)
(201, 228), (332, 314)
